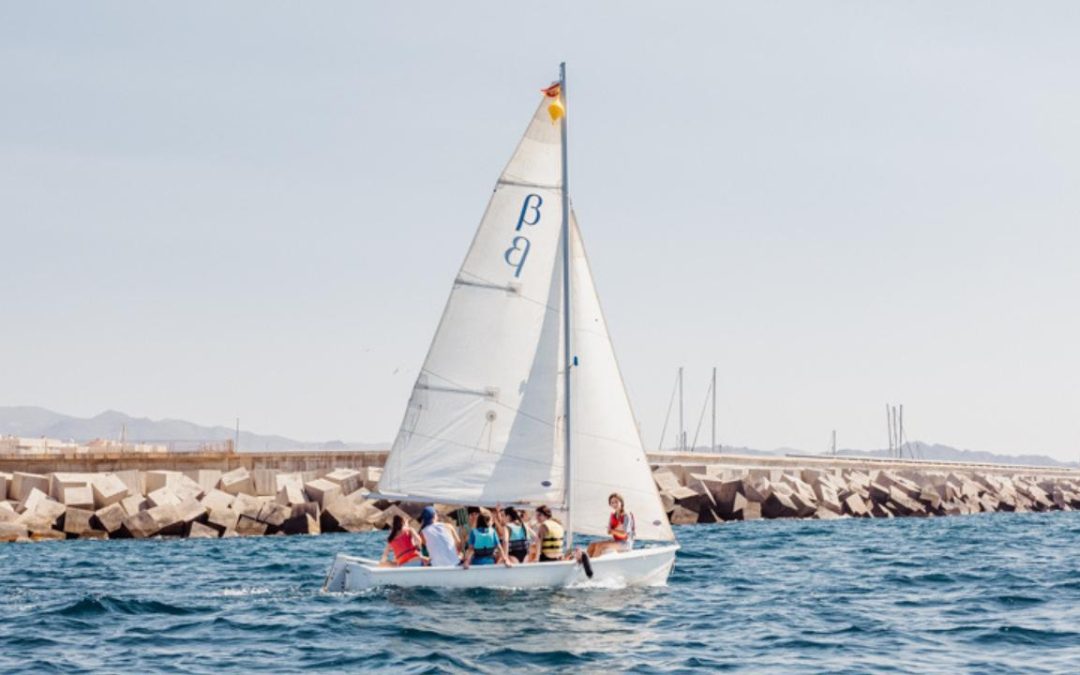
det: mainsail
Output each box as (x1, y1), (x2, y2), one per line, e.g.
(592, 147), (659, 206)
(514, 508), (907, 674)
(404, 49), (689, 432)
(377, 86), (675, 542)
(377, 96), (566, 506)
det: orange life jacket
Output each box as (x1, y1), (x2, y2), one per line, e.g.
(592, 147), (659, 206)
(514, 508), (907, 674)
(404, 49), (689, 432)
(390, 530), (419, 565)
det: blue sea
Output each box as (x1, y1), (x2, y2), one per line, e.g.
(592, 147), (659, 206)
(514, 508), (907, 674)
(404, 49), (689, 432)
(2, 512), (1078, 673)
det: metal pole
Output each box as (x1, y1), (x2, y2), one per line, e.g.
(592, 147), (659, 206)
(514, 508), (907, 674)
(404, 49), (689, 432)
(886, 404), (893, 456)
(558, 62), (574, 551)
(711, 366), (717, 453)
(899, 404), (904, 459)
(678, 366), (685, 452)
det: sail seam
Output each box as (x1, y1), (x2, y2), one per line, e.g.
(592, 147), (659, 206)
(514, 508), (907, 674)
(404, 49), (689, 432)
(400, 428), (565, 471)
(497, 178), (560, 191)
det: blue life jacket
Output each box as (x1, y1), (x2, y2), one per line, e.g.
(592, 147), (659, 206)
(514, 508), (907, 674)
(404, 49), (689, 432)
(506, 523), (529, 559)
(470, 527), (499, 563)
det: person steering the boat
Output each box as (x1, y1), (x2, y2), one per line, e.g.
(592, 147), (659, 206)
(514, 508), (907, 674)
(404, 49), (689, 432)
(586, 493), (636, 559)
(462, 512), (512, 569)
(419, 506), (462, 568)
(379, 514), (428, 567)
(533, 505), (565, 562)
(495, 506), (534, 564)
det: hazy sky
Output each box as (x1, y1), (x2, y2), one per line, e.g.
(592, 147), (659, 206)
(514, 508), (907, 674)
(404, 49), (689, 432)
(2, 3), (1078, 460)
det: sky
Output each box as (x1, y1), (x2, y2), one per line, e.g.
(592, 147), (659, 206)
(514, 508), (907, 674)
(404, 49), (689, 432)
(1, 2), (1078, 460)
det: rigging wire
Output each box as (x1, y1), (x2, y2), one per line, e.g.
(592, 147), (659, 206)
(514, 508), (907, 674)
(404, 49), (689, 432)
(657, 371), (679, 451)
(689, 377), (714, 453)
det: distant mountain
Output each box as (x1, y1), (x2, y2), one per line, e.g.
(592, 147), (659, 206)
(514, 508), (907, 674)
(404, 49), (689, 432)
(833, 443), (1080, 469)
(0, 406), (385, 452)
(668, 441), (1078, 469)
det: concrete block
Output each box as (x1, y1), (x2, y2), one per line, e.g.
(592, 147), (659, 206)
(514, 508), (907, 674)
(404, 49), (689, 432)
(282, 503), (320, 535)
(257, 501), (291, 529)
(842, 493), (870, 517)
(145, 470), (180, 494)
(252, 469), (278, 496)
(0, 522), (29, 542)
(373, 504), (415, 531)
(199, 489), (234, 513)
(30, 528), (66, 541)
(147, 487), (181, 508)
(207, 508), (239, 533)
(147, 504), (185, 536)
(741, 501), (762, 520)
(21, 489), (67, 527)
(193, 470), (223, 493)
(63, 485), (95, 510)
(742, 477), (772, 503)
(91, 473), (129, 509)
(275, 484), (307, 507)
(322, 499), (379, 533)
(870, 502), (895, 518)
(93, 503), (127, 534)
(275, 472), (304, 491)
(231, 493), (264, 519)
(218, 468), (256, 496)
(235, 514), (268, 536)
(123, 511), (160, 538)
(0, 472), (10, 501)
(176, 498), (207, 525)
(359, 466), (382, 489)
(0, 500), (16, 523)
(815, 507), (843, 520)
(11, 472), (49, 503)
(304, 478), (342, 508)
(49, 472), (90, 500)
(668, 505), (698, 525)
(652, 468), (682, 494)
(325, 468), (362, 495)
(113, 470), (144, 496)
(63, 508), (98, 536)
(762, 491), (798, 519)
(888, 486), (926, 516)
(188, 521), (220, 539)
(121, 494), (149, 517)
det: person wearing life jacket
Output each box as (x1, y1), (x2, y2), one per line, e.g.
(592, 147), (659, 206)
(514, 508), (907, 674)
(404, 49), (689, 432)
(419, 506), (462, 568)
(586, 492), (636, 559)
(496, 506), (535, 564)
(463, 512), (512, 569)
(379, 514), (428, 567)
(533, 505), (566, 562)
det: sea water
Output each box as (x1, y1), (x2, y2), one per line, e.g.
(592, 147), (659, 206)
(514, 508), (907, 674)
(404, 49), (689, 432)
(2, 512), (1078, 673)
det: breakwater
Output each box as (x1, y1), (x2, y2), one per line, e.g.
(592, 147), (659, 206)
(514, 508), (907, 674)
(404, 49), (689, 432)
(2, 453), (1079, 542)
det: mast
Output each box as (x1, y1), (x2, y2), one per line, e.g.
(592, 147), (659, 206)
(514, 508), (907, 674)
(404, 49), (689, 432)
(678, 366), (685, 452)
(559, 62), (574, 550)
(711, 366), (717, 453)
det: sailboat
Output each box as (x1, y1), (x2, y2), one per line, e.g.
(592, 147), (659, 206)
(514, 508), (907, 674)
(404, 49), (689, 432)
(324, 64), (678, 591)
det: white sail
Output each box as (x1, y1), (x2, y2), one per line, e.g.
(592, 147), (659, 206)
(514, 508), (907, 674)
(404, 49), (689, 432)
(567, 213), (676, 542)
(377, 96), (567, 506)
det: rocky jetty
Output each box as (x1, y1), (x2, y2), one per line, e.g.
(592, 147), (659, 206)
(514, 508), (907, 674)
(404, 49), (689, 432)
(3, 460), (1079, 543)
(0, 466), (398, 543)
(652, 463), (1080, 523)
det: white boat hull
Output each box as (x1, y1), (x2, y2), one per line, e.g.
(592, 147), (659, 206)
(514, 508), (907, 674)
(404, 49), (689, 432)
(323, 544), (679, 591)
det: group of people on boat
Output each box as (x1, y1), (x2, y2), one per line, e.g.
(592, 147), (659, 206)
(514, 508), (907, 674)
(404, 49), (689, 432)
(378, 493), (635, 570)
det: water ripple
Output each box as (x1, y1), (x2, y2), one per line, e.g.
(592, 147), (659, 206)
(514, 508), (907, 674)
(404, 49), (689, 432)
(1, 512), (1078, 672)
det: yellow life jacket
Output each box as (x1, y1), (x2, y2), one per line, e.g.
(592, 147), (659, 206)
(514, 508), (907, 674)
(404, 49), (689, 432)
(541, 520), (564, 558)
